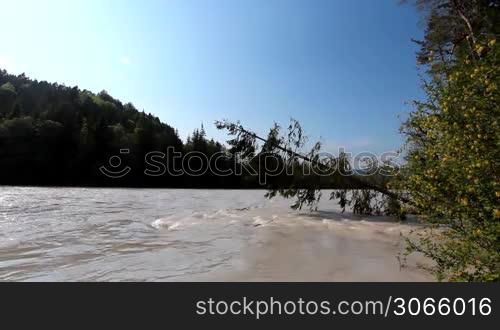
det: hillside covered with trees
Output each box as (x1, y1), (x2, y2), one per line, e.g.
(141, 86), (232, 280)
(0, 70), (229, 187)
(0, 70), (375, 189)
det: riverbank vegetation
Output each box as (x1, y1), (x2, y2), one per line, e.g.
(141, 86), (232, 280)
(217, 0), (500, 281)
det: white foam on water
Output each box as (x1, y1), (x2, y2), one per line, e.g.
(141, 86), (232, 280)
(151, 208), (243, 230)
(252, 215), (278, 227)
(151, 214), (202, 230)
(252, 216), (268, 227)
(151, 218), (183, 230)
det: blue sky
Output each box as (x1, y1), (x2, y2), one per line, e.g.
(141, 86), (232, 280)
(0, 0), (423, 154)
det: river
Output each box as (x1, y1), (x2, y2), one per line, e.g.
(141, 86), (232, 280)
(0, 187), (431, 281)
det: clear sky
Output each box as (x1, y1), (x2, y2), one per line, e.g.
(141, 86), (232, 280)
(0, 0), (423, 154)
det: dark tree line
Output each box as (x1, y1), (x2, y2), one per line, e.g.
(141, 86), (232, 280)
(0, 70), (390, 190)
(0, 70), (237, 187)
(0, 70), (359, 188)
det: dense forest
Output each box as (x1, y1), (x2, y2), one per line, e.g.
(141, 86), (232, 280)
(0, 70), (374, 189)
(0, 70), (225, 187)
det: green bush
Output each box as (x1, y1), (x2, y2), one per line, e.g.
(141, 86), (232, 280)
(399, 35), (499, 281)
